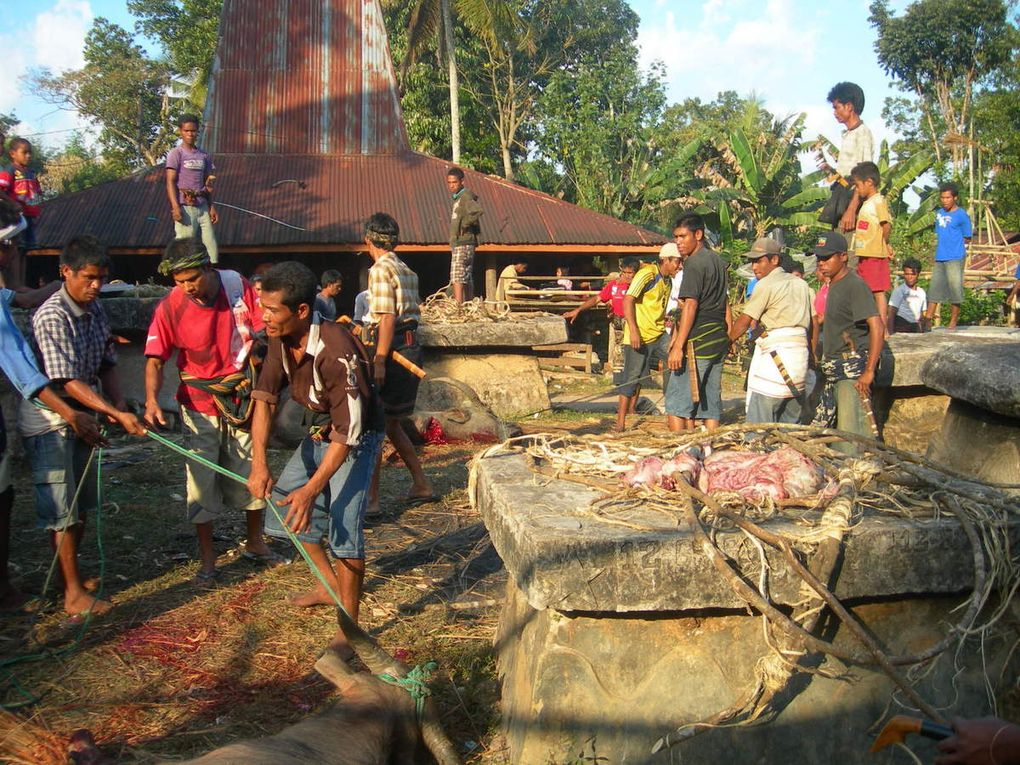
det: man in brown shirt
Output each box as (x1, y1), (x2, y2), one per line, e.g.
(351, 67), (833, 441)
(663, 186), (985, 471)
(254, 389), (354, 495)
(248, 261), (385, 658)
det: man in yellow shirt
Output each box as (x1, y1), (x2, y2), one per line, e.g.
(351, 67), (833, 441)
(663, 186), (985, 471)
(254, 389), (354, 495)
(616, 243), (681, 431)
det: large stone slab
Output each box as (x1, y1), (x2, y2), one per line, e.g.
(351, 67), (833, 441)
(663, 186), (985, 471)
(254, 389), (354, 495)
(473, 450), (1017, 613)
(886, 327), (1020, 387)
(498, 579), (1013, 765)
(928, 399), (1020, 484)
(920, 341), (1020, 419)
(418, 315), (567, 348)
(423, 354), (549, 419)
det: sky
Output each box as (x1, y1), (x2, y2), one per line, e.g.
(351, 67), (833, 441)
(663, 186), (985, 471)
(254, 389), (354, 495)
(2, 0), (909, 157)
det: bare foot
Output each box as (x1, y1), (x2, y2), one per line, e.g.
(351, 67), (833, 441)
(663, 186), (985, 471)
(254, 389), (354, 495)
(288, 587), (335, 608)
(83, 576), (101, 593)
(242, 540), (274, 557)
(64, 593), (112, 618)
(327, 628), (355, 661)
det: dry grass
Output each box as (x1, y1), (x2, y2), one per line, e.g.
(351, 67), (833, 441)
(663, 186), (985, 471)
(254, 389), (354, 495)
(0, 434), (507, 763)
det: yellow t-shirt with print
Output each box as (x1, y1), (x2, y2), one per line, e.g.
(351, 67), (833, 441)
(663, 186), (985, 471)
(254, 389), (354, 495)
(852, 193), (892, 258)
(623, 263), (669, 345)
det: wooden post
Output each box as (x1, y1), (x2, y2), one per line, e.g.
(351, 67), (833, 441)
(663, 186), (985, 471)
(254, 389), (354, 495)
(484, 253), (498, 300)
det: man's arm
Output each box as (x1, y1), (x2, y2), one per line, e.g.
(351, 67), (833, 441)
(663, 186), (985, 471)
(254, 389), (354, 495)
(373, 312), (396, 385)
(886, 305), (899, 335)
(63, 378), (145, 435)
(623, 295), (640, 350)
(728, 312), (753, 342)
(35, 386), (105, 447)
(854, 315), (884, 396)
(247, 398), (276, 500)
(166, 167), (182, 223)
(839, 188), (861, 233)
(668, 298), (698, 370)
(563, 294), (601, 323)
(143, 357), (167, 427)
(278, 440), (351, 533)
(204, 161), (218, 225)
(11, 280), (60, 308)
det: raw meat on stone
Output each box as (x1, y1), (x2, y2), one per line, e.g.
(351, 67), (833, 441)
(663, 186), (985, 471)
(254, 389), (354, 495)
(698, 447), (823, 502)
(623, 457), (665, 488)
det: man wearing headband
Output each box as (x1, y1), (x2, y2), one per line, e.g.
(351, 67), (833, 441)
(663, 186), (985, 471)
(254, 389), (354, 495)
(144, 238), (280, 586)
(360, 213), (434, 511)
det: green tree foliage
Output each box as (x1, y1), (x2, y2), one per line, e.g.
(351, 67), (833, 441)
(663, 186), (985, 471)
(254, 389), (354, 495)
(127, 0), (224, 111)
(972, 54), (1020, 230)
(30, 18), (176, 167)
(39, 133), (130, 197)
(869, 0), (1016, 170)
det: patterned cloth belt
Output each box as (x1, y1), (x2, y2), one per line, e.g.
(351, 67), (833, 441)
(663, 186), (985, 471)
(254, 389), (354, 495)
(179, 356), (258, 428)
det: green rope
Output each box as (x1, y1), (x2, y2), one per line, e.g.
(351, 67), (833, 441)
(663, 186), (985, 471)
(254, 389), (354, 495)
(377, 660), (438, 720)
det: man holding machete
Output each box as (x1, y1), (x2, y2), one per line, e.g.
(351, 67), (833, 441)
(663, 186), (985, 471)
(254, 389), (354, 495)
(728, 237), (815, 424)
(666, 213), (731, 432)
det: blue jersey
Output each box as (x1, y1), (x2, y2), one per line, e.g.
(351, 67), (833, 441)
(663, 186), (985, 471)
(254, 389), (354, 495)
(934, 207), (972, 262)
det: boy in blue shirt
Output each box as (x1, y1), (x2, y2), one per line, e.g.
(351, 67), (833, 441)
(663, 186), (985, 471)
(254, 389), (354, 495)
(924, 182), (972, 330)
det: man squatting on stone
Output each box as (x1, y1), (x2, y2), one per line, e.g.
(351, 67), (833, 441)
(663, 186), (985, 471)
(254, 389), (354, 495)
(728, 237), (815, 425)
(247, 261), (385, 658)
(19, 236), (146, 619)
(144, 239), (280, 586)
(446, 166), (483, 304)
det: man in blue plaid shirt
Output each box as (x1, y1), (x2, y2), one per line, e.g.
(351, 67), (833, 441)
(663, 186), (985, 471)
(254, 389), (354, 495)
(19, 236), (145, 619)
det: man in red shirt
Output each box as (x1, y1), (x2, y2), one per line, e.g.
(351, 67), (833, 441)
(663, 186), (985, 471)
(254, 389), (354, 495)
(144, 239), (280, 584)
(563, 257), (638, 374)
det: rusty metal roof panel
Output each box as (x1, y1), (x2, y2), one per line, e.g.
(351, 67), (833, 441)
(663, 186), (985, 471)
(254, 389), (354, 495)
(34, 153), (664, 251)
(204, 0), (407, 156)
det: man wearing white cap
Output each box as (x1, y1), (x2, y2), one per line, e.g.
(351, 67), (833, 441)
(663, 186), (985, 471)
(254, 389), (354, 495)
(615, 243), (681, 431)
(728, 237), (815, 424)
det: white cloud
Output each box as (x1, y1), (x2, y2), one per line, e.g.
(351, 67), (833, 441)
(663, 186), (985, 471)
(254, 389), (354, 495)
(33, 0), (92, 73)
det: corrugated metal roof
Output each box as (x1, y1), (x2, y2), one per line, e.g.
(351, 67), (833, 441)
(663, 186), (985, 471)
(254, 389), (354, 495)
(33, 0), (665, 253)
(202, 0), (408, 155)
(34, 152), (664, 251)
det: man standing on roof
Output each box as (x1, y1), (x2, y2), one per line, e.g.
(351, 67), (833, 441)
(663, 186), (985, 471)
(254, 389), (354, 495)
(166, 114), (219, 264)
(446, 167), (483, 304)
(144, 239), (281, 587)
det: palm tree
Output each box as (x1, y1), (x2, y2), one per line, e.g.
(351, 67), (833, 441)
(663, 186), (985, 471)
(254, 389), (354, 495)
(392, 0), (517, 163)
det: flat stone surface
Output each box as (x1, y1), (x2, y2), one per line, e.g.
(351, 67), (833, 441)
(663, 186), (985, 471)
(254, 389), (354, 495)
(886, 327), (1020, 387)
(920, 341), (1020, 418)
(418, 315), (567, 348)
(474, 451), (1018, 612)
(423, 353), (550, 419)
(928, 399), (1020, 483)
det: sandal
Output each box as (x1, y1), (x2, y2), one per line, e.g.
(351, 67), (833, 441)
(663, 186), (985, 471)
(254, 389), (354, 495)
(241, 549), (291, 567)
(193, 569), (220, 588)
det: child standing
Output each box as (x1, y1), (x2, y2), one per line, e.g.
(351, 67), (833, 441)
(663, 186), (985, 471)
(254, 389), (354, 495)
(849, 161), (892, 329)
(888, 258), (927, 334)
(166, 114), (219, 263)
(925, 182), (972, 330)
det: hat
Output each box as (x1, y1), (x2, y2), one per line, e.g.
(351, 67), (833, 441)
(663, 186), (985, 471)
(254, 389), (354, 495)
(813, 231), (848, 259)
(742, 237), (781, 260)
(659, 242), (681, 259)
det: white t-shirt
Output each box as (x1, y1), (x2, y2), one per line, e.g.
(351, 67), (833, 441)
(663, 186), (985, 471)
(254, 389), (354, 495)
(836, 122), (875, 177)
(889, 283), (927, 324)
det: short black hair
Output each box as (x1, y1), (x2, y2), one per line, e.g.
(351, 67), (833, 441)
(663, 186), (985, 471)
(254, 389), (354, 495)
(178, 114), (200, 129)
(446, 166), (465, 181)
(674, 212), (705, 235)
(320, 269), (342, 288)
(779, 254), (798, 273)
(902, 257), (922, 272)
(620, 257), (640, 271)
(827, 82), (865, 115)
(262, 261), (318, 313)
(61, 235), (110, 271)
(365, 212), (399, 250)
(7, 137), (31, 153)
(850, 161), (881, 187)
(939, 181), (959, 198)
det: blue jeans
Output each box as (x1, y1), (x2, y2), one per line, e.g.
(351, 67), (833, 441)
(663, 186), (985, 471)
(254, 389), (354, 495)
(665, 356), (724, 421)
(746, 392), (803, 424)
(174, 201), (219, 263)
(23, 428), (98, 531)
(265, 430), (383, 558)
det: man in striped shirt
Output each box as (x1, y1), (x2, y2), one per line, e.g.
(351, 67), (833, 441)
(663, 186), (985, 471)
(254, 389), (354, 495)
(361, 213), (434, 510)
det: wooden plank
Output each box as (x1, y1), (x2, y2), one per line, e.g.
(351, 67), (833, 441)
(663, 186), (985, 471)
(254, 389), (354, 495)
(533, 343), (590, 352)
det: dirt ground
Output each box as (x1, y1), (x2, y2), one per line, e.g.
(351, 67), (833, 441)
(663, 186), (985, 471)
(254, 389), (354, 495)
(0, 363), (990, 763)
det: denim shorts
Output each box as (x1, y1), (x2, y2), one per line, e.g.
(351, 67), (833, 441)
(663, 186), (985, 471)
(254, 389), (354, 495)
(929, 259), (965, 304)
(619, 334), (667, 397)
(23, 428), (98, 531)
(265, 429), (383, 558)
(665, 356), (724, 421)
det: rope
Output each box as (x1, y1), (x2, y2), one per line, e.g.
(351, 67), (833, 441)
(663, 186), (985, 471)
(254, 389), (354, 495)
(377, 660), (438, 720)
(419, 290), (515, 324)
